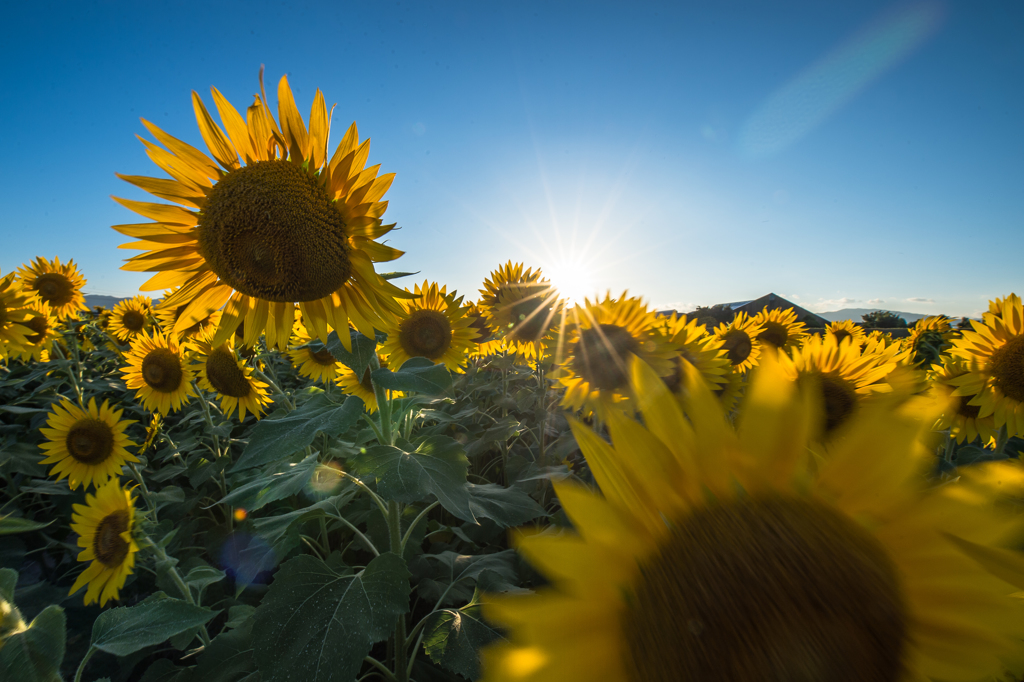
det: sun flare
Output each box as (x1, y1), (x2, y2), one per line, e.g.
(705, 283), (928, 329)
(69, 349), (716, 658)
(543, 260), (596, 307)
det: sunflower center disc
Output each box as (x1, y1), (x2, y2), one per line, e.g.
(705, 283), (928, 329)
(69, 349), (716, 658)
(571, 324), (640, 391)
(309, 348), (337, 366)
(93, 510), (131, 568)
(499, 284), (553, 343)
(721, 329), (753, 365)
(832, 329), (853, 345)
(360, 366), (375, 392)
(23, 315), (48, 344)
(623, 497), (906, 682)
(141, 348), (184, 392)
(34, 273), (74, 307)
(759, 322), (789, 348)
(65, 419), (114, 465)
(197, 159), (352, 302)
(819, 373), (858, 433)
(990, 334), (1024, 403)
(121, 310), (146, 332)
(399, 309), (453, 360)
(206, 346), (251, 398)
(957, 395), (981, 420)
(469, 311), (493, 344)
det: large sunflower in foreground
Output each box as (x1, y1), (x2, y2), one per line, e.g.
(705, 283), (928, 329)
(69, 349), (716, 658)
(932, 355), (999, 446)
(555, 293), (674, 418)
(192, 330), (270, 421)
(69, 480), (139, 607)
(110, 295), (152, 342)
(483, 356), (1024, 682)
(380, 281), (479, 372)
(479, 262), (562, 359)
(17, 256), (89, 321)
(0, 270), (34, 359)
(39, 398), (138, 490)
(949, 293), (1024, 438)
(753, 306), (807, 351)
(112, 69), (412, 352)
(712, 311), (765, 374)
(122, 331), (196, 413)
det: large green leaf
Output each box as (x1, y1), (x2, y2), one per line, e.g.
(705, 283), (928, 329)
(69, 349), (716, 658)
(251, 490), (357, 558)
(353, 436), (473, 520)
(0, 567), (16, 601)
(251, 552), (411, 682)
(465, 483), (547, 528)
(219, 452), (319, 511)
(232, 394), (364, 471)
(0, 516), (53, 536)
(190, 617), (258, 682)
(90, 598), (216, 656)
(370, 357), (453, 395)
(325, 329), (379, 375)
(422, 605), (505, 681)
(0, 604), (65, 682)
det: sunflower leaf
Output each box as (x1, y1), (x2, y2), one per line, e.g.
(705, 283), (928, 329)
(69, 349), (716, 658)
(217, 452), (320, 511)
(370, 357), (454, 395)
(251, 552), (411, 682)
(325, 329), (378, 375)
(231, 394), (364, 472)
(352, 435), (474, 520)
(0, 604), (66, 682)
(465, 483), (547, 528)
(422, 604), (506, 681)
(90, 598), (216, 656)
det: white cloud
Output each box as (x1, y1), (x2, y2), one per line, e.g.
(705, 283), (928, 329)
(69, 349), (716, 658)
(907, 297), (935, 304)
(867, 298), (885, 305)
(808, 297), (860, 312)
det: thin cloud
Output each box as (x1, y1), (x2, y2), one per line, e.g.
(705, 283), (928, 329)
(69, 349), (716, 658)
(907, 297), (935, 304)
(867, 298), (885, 305)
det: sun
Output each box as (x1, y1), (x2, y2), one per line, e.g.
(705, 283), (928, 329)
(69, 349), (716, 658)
(543, 259), (595, 307)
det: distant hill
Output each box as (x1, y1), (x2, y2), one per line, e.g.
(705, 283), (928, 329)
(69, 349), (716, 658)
(84, 294), (125, 310)
(818, 308), (930, 324)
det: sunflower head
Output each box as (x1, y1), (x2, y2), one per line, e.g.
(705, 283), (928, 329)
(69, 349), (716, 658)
(17, 256), (89, 321)
(825, 319), (866, 348)
(337, 354), (394, 412)
(479, 262), (562, 358)
(110, 295), (153, 342)
(381, 281), (479, 372)
(193, 330), (270, 421)
(69, 480), (139, 606)
(753, 307), (807, 351)
(122, 331), (196, 413)
(931, 355), (1000, 445)
(7, 300), (59, 363)
(39, 398), (138, 490)
(658, 313), (731, 396)
(713, 312), (766, 374)
(0, 271), (35, 359)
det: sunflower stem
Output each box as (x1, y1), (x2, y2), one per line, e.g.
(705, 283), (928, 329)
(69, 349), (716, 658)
(943, 434), (956, 464)
(319, 515), (331, 555)
(386, 499), (409, 682)
(994, 425), (1010, 456)
(192, 381), (223, 458)
(369, 355), (395, 446)
(52, 343), (84, 407)
(73, 645), (97, 682)
(146, 533), (212, 646)
(253, 367), (295, 410)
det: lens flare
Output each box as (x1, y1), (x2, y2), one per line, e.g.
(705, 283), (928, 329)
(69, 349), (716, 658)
(544, 259), (596, 307)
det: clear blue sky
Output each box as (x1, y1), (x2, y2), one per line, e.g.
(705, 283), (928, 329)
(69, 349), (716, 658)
(2, 0), (1021, 317)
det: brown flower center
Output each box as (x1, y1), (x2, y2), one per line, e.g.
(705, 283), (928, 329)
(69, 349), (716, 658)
(205, 345), (251, 398)
(65, 418), (115, 465)
(758, 321), (789, 348)
(497, 284), (555, 343)
(623, 497), (906, 682)
(832, 329), (852, 345)
(989, 334), (1024, 403)
(121, 310), (146, 333)
(197, 159), (352, 302)
(141, 348), (184, 392)
(721, 329), (753, 365)
(819, 373), (858, 433)
(309, 347), (337, 366)
(956, 395), (981, 420)
(93, 510), (131, 568)
(571, 324), (639, 391)
(399, 309), (453, 360)
(22, 314), (49, 344)
(34, 273), (75, 307)
(469, 310), (493, 344)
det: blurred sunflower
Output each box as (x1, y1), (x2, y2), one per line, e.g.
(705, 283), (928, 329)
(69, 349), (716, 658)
(781, 333), (899, 436)
(905, 315), (956, 368)
(753, 307), (807, 351)
(122, 331), (196, 413)
(154, 288), (223, 341)
(287, 321), (343, 383)
(949, 293), (1024, 438)
(336, 354), (393, 412)
(110, 295), (153, 342)
(555, 293), (674, 417)
(479, 262), (561, 359)
(8, 300), (59, 363)
(712, 312), (765, 374)
(192, 330), (270, 421)
(658, 313), (731, 396)
(69, 480), (139, 607)
(932, 355), (1000, 446)
(112, 69), (411, 352)
(483, 356), (1024, 682)
(17, 256), (89, 321)
(0, 270), (34, 359)
(825, 319), (865, 347)
(39, 398), (138, 490)
(380, 281), (479, 372)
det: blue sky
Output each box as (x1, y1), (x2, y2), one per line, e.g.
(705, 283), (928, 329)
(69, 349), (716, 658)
(2, 0), (1021, 317)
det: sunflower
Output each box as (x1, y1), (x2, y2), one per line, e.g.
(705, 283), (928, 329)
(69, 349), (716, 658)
(949, 293), (1024, 438)
(483, 356), (1024, 682)
(192, 330), (270, 421)
(8, 300), (59, 363)
(0, 270), (34, 360)
(16, 256), (89, 321)
(122, 331), (196, 413)
(38, 398), (138, 490)
(780, 333), (900, 436)
(932, 355), (1000, 446)
(753, 307), (807, 351)
(112, 69), (412, 353)
(69, 480), (139, 607)
(825, 319), (866, 347)
(479, 262), (562, 359)
(337, 354), (393, 412)
(154, 288), (223, 341)
(380, 281), (479, 372)
(555, 293), (675, 418)
(712, 312), (765, 374)
(287, 321), (344, 383)
(110, 295), (153, 342)
(905, 315), (956, 367)
(657, 313), (731, 396)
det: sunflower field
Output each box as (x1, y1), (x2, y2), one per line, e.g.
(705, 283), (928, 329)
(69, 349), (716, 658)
(3, 72), (1024, 682)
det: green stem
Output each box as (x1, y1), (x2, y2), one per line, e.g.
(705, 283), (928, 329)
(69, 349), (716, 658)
(73, 645), (97, 682)
(387, 500), (409, 682)
(319, 515), (331, 556)
(369, 355), (394, 446)
(340, 471), (390, 519)
(401, 501), (439, 552)
(253, 367), (295, 409)
(192, 381), (223, 458)
(943, 434), (956, 464)
(363, 655), (399, 682)
(330, 512), (380, 557)
(52, 343), (84, 406)
(995, 425), (1010, 456)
